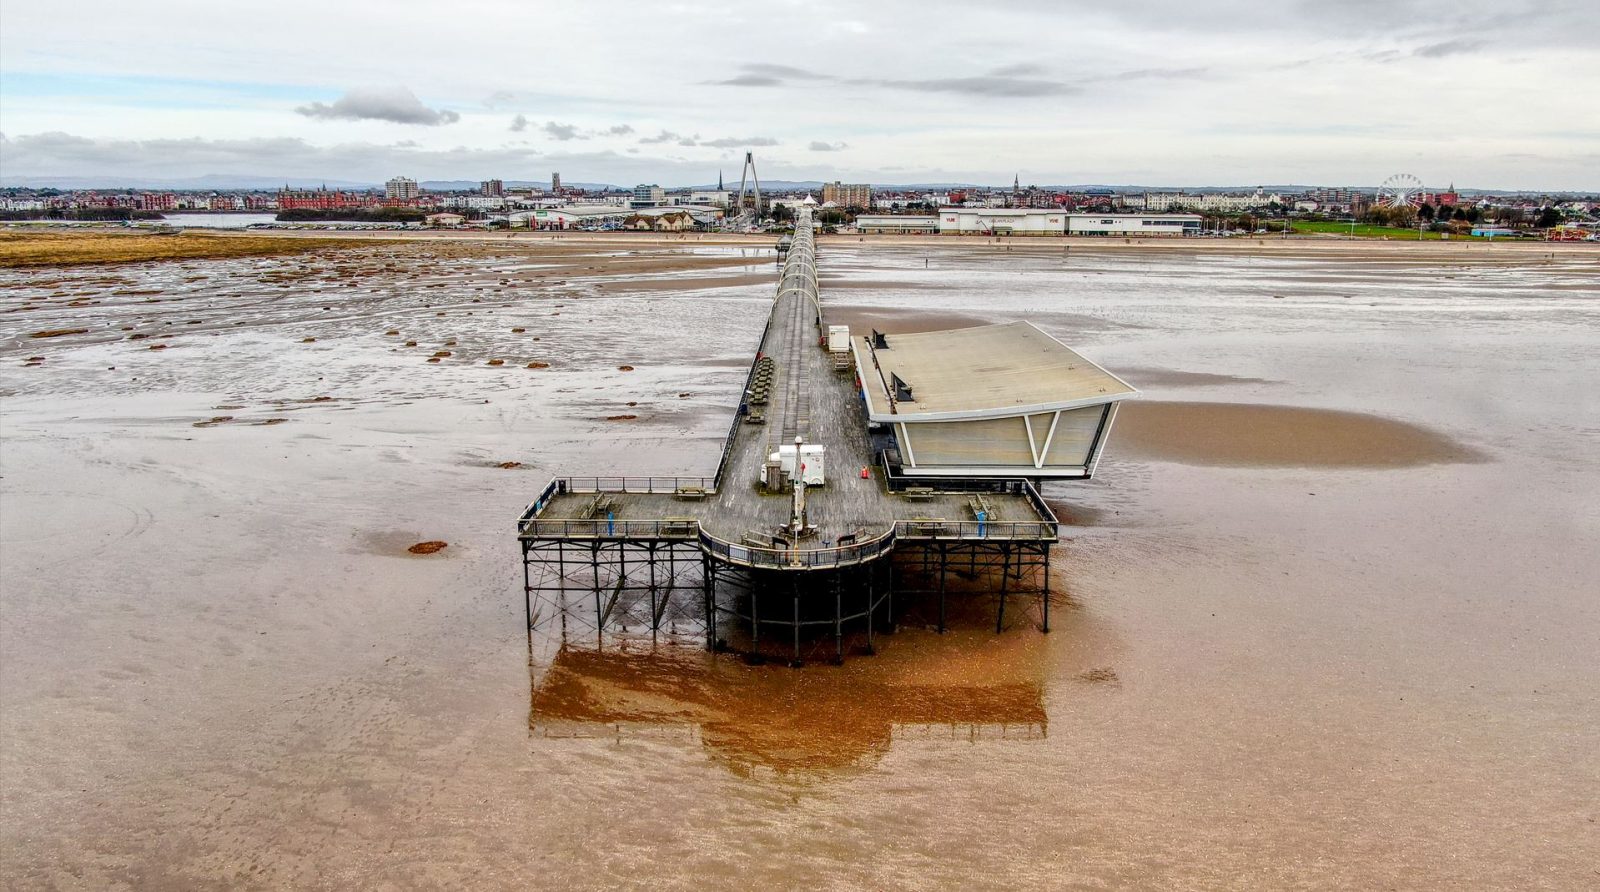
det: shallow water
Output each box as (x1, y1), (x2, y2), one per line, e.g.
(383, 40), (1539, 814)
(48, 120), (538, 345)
(2, 239), (1597, 889)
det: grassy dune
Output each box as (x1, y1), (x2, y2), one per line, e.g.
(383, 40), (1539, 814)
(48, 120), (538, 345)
(0, 229), (353, 267)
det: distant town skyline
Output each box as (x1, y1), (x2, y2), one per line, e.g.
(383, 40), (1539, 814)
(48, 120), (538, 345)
(2, 1), (1597, 191)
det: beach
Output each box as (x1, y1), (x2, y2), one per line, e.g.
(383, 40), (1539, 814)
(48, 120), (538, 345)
(2, 230), (1596, 889)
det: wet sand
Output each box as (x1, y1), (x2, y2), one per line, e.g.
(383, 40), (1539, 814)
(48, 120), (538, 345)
(1, 236), (1597, 889)
(1112, 401), (1488, 467)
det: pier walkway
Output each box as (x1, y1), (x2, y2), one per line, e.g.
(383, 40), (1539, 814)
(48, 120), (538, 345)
(518, 214), (1056, 572)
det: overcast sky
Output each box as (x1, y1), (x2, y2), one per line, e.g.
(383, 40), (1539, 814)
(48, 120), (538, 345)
(1, 0), (1596, 189)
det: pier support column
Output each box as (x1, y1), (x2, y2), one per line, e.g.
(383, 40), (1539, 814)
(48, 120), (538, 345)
(521, 540), (532, 632)
(865, 565), (875, 656)
(937, 544), (948, 634)
(885, 562), (894, 632)
(792, 581), (802, 667)
(1041, 546), (1051, 633)
(648, 543), (658, 636)
(996, 546), (1011, 634)
(834, 585), (843, 664)
(702, 557), (716, 651)
(591, 544), (603, 647)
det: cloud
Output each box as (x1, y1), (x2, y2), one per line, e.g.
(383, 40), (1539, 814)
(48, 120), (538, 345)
(869, 76), (1076, 98)
(809, 141), (848, 152)
(701, 136), (778, 148)
(1414, 38), (1486, 58)
(711, 63), (831, 86)
(295, 87), (459, 125)
(640, 130), (774, 149)
(542, 121), (584, 141)
(0, 131), (744, 187)
(509, 114), (529, 132)
(603, 124), (634, 136)
(744, 63), (829, 80)
(714, 75), (783, 87)
(1108, 66), (1210, 81)
(989, 63), (1049, 77)
(707, 61), (1075, 98)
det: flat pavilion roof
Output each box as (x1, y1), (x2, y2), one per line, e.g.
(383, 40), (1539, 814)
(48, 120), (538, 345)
(857, 320), (1138, 420)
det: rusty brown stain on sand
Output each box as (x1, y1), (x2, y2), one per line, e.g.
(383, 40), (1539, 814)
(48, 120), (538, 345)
(407, 541), (448, 555)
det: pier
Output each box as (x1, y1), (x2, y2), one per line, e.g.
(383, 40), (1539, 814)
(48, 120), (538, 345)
(518, 211), (1135, 663)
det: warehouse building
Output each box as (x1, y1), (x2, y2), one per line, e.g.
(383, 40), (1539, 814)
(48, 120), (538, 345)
(1066, 214), (1201, 236)
(937, 208), (1068, 235)
(856, 215), (939, 234)
(934, 208), (1201, 237)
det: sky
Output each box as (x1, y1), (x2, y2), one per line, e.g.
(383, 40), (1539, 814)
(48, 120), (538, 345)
(1, 0), (1597, 190)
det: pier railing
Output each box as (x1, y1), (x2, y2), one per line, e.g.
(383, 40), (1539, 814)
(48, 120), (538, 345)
(548, 475), (713, 495)
(517, 476), (714, 536)
(698, 526), (897, 570)
(520, 517), (700, 540)
(893, 519), (1057, 541)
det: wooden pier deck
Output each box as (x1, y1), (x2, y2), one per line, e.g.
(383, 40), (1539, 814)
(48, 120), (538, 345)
(518, 215), (1056, 571)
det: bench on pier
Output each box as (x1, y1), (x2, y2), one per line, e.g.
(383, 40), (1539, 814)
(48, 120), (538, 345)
(744, 412), (766, 425)
(967, 494), (997, 520)
(903, 486), (936, 501)
(903, 517), (950, 537)
(661, 517), (698, 536)
(583, 494), (617, 519)
(674, 486), (708, 500)
(743, 531), (791, 550)
(835, 527), (867, 547)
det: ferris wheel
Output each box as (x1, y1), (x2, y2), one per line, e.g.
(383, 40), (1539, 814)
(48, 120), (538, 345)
(1377, 173), (1426, 207)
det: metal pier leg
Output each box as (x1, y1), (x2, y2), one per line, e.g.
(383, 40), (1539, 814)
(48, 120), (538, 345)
(885, 561), (894, 631)
(558, 543), (569, 643)
(792, 584), (801, 666)
(996, 547), (1010, 634)
(617, 546), (628, 631)
(557, 542), (568, 642)
(702, 557), (716, 651)
(938, 544), (948, 634)
(865, 566), (875, 655)
(648, 543), (659, 636)
(522, 540), (532, 632)
(751, 584), (760, 650)
(1041, 546), (1051, 634)
(592, 544), (603, 647)
(834, 585), (843, 663)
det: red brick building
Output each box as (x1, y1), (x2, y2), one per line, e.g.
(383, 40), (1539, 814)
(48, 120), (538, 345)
(276, 187), (376, 210)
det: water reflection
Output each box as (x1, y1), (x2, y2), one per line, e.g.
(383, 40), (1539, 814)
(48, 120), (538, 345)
(529, 630), (1051, 776)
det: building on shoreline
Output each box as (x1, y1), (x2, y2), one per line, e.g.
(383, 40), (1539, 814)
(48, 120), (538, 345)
(931, 208), (1202, 236)
(856, 215), (940, 234)
(823, 181), (871, 208)
(631, 184), (665, 208)
(277, 187), (373, 211)
(385, 176), (420, 201)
